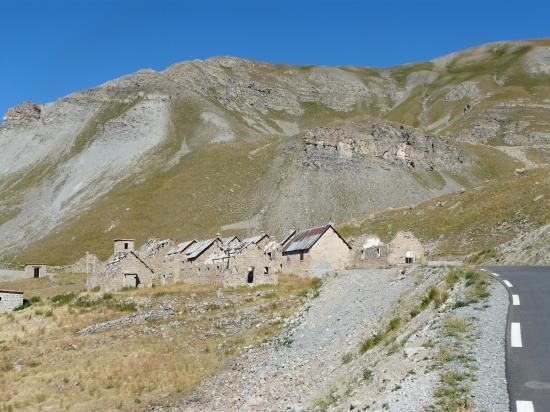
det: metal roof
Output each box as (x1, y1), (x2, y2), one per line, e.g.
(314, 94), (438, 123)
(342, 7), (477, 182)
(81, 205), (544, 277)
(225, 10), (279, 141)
(281, 224), (351, 253)
(184, 238), (219, 261)
(281, 225), (331, 253)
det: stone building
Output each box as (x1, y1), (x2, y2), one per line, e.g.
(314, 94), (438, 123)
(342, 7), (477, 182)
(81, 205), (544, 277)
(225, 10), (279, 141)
(162, 240), (197, 284)
(352, 235), (388, 268)
(87, 251), (154, 292)
(24, 264), (48, 278)
(178, 238), (225, 284)
(281, 224), (351, 276)
(210, 237), (279, 288)
(0, 290), (24, 313)
(113, 239), (135, 254)
(387, 231), (426, 265)
(86, 240), (155, 292)
(137, 238), (173, 280)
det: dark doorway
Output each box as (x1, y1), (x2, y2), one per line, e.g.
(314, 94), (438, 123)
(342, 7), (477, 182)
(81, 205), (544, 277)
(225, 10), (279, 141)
(247, 268), (254, 284)
(405, 257), (413, 264)
(33, 267), (40, 278)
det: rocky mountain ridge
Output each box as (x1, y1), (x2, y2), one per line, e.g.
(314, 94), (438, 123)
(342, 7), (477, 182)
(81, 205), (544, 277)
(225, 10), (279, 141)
(1, 38), (550, 263)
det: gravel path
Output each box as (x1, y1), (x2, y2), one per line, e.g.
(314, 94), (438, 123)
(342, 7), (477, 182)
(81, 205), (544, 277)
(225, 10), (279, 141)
(469, 280), (510, 411)
(171, 268), (413, 411)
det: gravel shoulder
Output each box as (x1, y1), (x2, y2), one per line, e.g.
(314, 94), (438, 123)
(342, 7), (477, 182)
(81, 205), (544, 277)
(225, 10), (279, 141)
(469, 280), (510, 411)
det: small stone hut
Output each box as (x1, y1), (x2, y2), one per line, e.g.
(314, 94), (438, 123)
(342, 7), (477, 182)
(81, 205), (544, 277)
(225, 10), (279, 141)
(281, 224), (351, 276)
(24, 264), (48, 278)
(0, 290), (24, 313)
(387, 231), (426, 265)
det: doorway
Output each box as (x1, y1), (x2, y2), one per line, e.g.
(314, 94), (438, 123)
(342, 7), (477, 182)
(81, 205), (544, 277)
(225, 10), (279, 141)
(124, 273), (140, 288)
(33, 267), (40, 278)
(247, 267), (254, 284)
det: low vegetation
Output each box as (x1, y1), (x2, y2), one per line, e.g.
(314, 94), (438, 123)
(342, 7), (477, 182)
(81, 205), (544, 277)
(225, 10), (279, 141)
(0, 274), (318, 411)
(340, 168), (550, 258)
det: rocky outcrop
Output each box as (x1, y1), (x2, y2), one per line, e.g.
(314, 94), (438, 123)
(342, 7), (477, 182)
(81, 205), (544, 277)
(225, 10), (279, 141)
(2, 101), (41, 126)
(302, 121), (469, 172)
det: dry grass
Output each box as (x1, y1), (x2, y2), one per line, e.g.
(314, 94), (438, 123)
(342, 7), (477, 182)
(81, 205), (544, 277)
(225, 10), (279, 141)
(0, 274), (318, 411)
(0, 272), (86, 300)
(339, 168), (550, 258)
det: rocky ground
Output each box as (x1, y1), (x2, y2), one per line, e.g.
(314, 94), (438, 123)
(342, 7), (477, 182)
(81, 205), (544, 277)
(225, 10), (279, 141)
(489, 223), (550, 265)
(153, 266), (508, 411)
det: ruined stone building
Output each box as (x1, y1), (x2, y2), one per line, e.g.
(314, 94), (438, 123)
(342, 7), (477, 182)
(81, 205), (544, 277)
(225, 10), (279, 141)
(209, 235), (279, 287)
(0, 290), (23, 313)
(178, 237), (225, 284)
(387, 231), (426, 265)
(24, 264), (48, 278)
(281, 224), (352, 276)
(352, 235), (389, 267)
(86, 241), (154, 292)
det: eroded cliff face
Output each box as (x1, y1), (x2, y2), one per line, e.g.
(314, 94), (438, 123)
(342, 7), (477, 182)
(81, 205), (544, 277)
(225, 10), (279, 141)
(301, 122), (468, 173)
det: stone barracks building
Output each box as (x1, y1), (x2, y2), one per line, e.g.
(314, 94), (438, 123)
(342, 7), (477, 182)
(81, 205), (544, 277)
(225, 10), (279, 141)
(86, 241), (155, 292)
(281, 224), (352, 276)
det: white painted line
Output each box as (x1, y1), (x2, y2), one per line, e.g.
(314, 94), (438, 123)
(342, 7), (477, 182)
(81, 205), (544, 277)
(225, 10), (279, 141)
(511, 323), (523, 348)
(516, 400), (534, 412)
(504, 280), (513, 288)
(512, 295), (520, 306)
(492, 272), (500, 277)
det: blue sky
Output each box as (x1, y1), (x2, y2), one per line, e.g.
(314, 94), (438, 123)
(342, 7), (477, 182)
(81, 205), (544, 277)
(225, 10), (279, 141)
(1, 0), (549, 116)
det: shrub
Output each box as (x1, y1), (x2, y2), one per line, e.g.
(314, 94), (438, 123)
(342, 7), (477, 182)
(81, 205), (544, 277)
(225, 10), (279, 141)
(14, 299), (32, 311)
(360, 333), (382, 353)
(50, 292), (75, 305)
(341, 352), (353, 364)
(115, 302), (137, 312)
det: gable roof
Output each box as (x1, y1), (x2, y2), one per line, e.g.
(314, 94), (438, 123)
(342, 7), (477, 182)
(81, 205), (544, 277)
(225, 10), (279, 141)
(107, 251), (154, 273)
(281, 224), (351, 253)
(281, 229), (296, 247)
(184, 238), (220, 261)
(220, 236), (240, 246)
(166, 240), (196, 256)
(242, 234), (269, 245)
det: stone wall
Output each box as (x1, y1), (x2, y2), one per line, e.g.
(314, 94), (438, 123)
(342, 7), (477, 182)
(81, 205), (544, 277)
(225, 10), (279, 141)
(387, 231), (426, 265)
(352, 245), (389, 268)
(221, 245), (278, 288)
(179, 262), (222, 285)
(0, 291), (24, 313)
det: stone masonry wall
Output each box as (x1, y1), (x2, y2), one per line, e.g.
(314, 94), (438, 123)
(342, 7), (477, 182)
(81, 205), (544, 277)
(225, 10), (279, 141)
(0, 292), (24, 313)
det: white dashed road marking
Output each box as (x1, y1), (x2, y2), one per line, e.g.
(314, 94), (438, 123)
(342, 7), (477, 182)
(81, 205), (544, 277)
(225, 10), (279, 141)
(492, 272), (500, 277)
(516, 400), (534, 412)
(512, 295), (520, 306)
(511, 323), (523, 348)
(504, 280), (513, 288)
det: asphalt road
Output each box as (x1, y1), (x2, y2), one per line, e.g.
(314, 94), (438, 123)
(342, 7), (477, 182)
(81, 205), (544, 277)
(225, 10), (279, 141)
(484, 266), (550, 412)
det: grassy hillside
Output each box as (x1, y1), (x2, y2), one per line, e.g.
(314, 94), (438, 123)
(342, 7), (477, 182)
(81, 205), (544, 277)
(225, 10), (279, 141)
(340, 168), (550, 258)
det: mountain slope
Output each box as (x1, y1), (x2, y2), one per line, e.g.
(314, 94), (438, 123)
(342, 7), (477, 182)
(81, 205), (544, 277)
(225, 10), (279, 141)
(1, 39), (550, 263)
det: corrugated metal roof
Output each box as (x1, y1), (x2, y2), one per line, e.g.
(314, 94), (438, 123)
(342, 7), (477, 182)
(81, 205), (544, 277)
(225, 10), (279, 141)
(281, 225), (331, 253)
